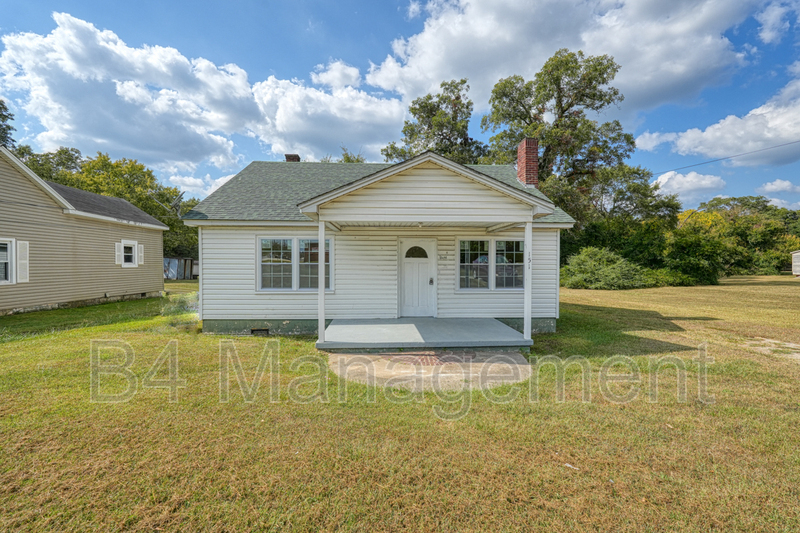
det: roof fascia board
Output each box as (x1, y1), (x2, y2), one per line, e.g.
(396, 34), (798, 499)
(297, 152), (555, 213)
(0, 147), (74, 210)
(64, 209), (168, 231)
(182, 219), (317, 227)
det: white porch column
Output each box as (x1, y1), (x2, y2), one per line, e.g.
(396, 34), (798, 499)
(524, 221), (532, 340)
(318, 220), (326, 342)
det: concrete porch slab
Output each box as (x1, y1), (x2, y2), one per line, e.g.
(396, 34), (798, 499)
(315, 317), (533, 350)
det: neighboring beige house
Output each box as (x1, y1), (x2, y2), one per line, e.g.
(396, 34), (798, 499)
(793, 250), (800, 276)
(183, 139), (575, 348)
(0, 147), (167, 315)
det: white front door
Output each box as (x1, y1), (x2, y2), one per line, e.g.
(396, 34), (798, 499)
(399, 239), (436, 317)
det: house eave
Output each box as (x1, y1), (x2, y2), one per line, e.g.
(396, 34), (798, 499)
(63, 209), (169, 231)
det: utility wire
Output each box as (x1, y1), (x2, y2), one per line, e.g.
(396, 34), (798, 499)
(652, 138), (800, 175)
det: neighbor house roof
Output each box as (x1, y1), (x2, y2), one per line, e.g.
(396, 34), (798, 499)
(183, 159), (574, 224)
(0, 147), (168, 231)
(46, 181), (169, 229)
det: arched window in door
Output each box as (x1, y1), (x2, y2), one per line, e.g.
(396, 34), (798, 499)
(405, 246), (428, 258)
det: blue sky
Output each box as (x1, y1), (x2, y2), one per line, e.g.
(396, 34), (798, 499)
(2, 0), (800, 209)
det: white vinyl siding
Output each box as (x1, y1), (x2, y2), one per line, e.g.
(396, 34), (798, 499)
(319, 164), (535, 223)
(199, 226), (560, 321)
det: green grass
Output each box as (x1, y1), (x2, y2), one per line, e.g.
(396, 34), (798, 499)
(1, 276), (799, 531)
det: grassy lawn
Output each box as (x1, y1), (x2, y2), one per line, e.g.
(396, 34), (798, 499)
(1, 276), (799, 531)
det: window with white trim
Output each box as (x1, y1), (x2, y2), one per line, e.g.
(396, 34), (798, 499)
(0, 241), (11, 283)
(116, 240), (140, 268)
(259, 237), (332, 291)
(495, 240), (524, 288)
(458, 238), (524, 290)
(298, 239), (330, 290)
(0, 238), (28, 285)
(260, 238), (293, 289)
(459, 240), (490, 289)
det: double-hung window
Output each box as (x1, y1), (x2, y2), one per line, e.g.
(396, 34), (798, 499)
(298, 239), (330, 290)
(0, 241), (11, 284)
(116, 240), (141, 268)
(0, 239), (28, 285)
(259, 237), (332, 291)
(459, 240), (490, 289)
(495, 240), (524, 289)
(260, 239), (293, 289)
(459, 238), (524, 290)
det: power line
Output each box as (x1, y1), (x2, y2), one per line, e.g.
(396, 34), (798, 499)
(652, 138), (800, 176)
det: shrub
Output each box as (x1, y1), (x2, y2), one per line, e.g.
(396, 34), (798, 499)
(561, 247), (653, 290)
(641, 268), (696, 287)
(664, 228), (725, 285)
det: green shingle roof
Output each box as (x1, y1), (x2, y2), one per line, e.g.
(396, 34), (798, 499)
(183, 159), (574, 225)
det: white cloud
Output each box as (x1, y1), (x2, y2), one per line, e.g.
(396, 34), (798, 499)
(250, 77), (404, 161)
(4, 4), (800, 184)
(0, 13), (404, 172)
(366, 0), (756, 113)
(655, 171), (726, 205)
(649, 57), (800, 167)
(407, 1), (422, 19)
(636, 131), (678, 151)
(169, 173), (236, 197)
(311, 60), (361, 89)
(758, 178), (800, 193)
(754, 1), (798, 44)
(664, 77), (800, 166)
(768, 197), (800, 209)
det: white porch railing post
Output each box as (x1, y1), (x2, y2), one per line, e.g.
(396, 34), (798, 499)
(318, 220), (326, 343)
(524, 221), (532, 340)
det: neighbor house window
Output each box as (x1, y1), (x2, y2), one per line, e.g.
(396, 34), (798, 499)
(495, 240), (524, 288)
(117, 240), (139, 268)
(123, 244), (135, 265)
(260, 238), (293, 289)
(298, 239), (330, 289)
(459, 240), (489, 289)
(0, 242), (10, 283)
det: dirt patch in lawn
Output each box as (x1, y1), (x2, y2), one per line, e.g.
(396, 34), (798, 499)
(328, 349), (532, 392)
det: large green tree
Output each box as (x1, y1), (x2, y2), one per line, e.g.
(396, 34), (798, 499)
(0, 99), (16, 149)
(481, 49), (635, 179)
(381, 78), (487, 164)
(13, 145), (84, 182)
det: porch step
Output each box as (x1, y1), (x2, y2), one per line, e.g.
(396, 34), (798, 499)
(315, 318), (533, 351)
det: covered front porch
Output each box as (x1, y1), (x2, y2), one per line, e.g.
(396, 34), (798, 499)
(316, 317), (533, 350)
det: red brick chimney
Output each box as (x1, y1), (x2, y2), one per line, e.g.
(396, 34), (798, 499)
(516, 138), (539, 187)
(285, 154), (300, 162)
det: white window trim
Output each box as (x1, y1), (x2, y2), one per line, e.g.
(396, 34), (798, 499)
(0, 237), (15, 285)
(456, 236), (524, 292)
(255, 235), (335, 293)
(494, 238), (525, 291)
(121, 239), (138, 268)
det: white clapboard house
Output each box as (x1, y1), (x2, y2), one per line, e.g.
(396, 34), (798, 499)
(183, 139), (575, 349)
